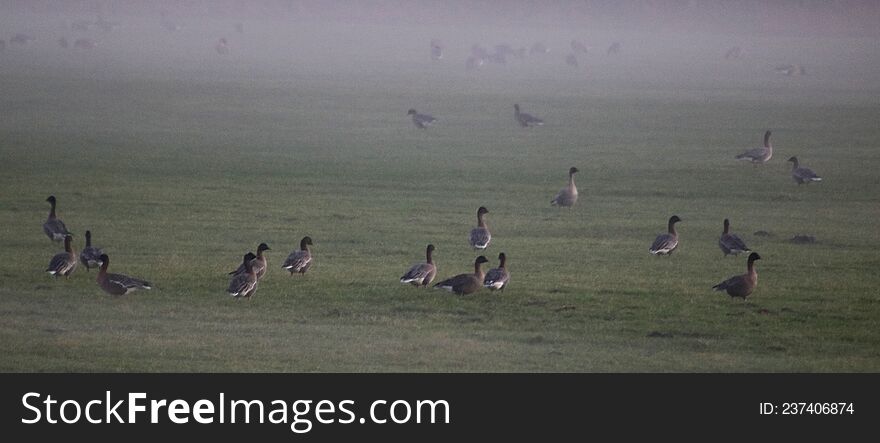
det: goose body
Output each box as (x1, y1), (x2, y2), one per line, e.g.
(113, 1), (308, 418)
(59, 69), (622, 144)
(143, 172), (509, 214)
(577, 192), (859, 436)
(79, 230), (105, 270)
(551, 167), (579, 207)
(43, 195), (72, 242)
(514, 104), (544, 127)
(787, 156), (822, 184)
(430, 39), (443, 60)
(713, 252), (761, 298)
(719, 219), (750, 256)
(483, 252), (510, 291)
(469, 207), (491, 250)
(650, 215), (681, 255)
(775, 64), (805, 76)
(400, 244), (437, 287)
(228, 252), (258, 298)
(230, 243), (270, 280)
(282, 236), (313, 275)
(407, 109), (436, 129)
(434, 256), (489, 295)
(96, 254), (151, 295)
(735, 130), (773, 164)
(215, 37), (228, 55)
(46, 235), (77, 278)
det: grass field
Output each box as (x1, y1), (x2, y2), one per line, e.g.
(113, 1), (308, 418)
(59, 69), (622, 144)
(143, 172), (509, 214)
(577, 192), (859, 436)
(1, 18), (879, 372)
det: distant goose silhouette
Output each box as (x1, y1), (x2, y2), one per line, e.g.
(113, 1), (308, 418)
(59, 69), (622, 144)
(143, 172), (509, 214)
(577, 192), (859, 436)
(96, 254), (152, 295)
(735, 130), (773, 164)
(649, 215), (681, 255)
(713, 252), (761, 299)
(46, 234), (77, 278)
(483, 252), (510, 291)
(434, 256), (489, 295)
(430, 39), (443, 60)
(43, 196), (72, 242)
(551, 167), (579, 207)
(775, 64), (806, 76)
(606, 41), (621, 56)
(400, 244), (437, 287)
(228, 252), (258, 298)
(787, 156), (822, 184)
(407, 109), (436, 129)
(282, 236), (313, 275)
(719, 219), (750, 256)
(514, 104), (543, 127)
(215, 37), (228, 55)
(230, 243), (270, 280)
(570, 40), (589, 54)
(469, 207), (491, 250)
(79, 230), (105, 271)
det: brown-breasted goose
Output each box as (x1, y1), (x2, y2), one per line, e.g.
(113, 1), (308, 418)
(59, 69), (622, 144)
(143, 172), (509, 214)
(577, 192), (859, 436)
(400, 244), (437, 287)
(551, 167), (579, 207)
(407, 109), (437, 129)
(96, 254), (151, 295)
(230, 243), (270, 280)
(649, 215), (681, 255)
(469, 207), (491, 250)
(735, 130), (773, 164)
(46, 234), (77, 278)
(43, 195), (72, 242)
(282, 236), (313, 275)
(719, 219), (750, 256)
(228, 252), (258, 298)
(713, 252), (761, 299)
(433, 256), (489, 295)
(787, 156), (822, 184)
(514, 104), (544, 127)
(483, 252), (510, 291)
(79, 230), (105, 271)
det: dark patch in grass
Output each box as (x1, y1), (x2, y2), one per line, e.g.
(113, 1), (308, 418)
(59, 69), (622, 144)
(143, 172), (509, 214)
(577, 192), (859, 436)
(753, 230), (773, 237)
(522, 299), (547, 307)
(767, 346), (786, 352)
(43, 328), (65, 334)
(33, 285), (52, 291)
(525, 335), (544, 344)
(554, 305), (576, 312)
(324, 308), (342, 318)
(757, 309), (773, 315)
(789, 234), (817, 244)
(647, 331), (674, 338)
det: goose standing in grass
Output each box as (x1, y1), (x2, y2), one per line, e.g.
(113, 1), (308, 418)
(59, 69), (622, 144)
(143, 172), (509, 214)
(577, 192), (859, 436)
(483, 252), (510, 291)
(407, 109), (436, 129)
(713, 252), (761, 299)
(735, 130), (773, 164)
(46, 234), (77, 278)
(719, 219), (750, 256)
(43, 195), (72, 242)
(228, 253), (258, 298)
(551, 167), (579, 207)
(469, 207), (491, 250)
(649, 215), (681, 255)
(434, 256), (489, 295)
(787, 156), (822, 184)
(96, 254), (151, 295)
(79, 230), (104, 271)
(514, 104), (544, 127)
(400, 244), (437, 287)
(282, 236), (313, 275)
(230, 243), (270, 280)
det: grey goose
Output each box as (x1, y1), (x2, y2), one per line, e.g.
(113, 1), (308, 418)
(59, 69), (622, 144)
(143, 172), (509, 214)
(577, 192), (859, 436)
(483, 252), (510, 291)
(407, 109), (437, 129)
(713, 252), (761, 299)
(96, 254), (151, 295)
(551, 167), (579, 207)
(46, 234), (77, 278)
(649, 215), (681, 255)
(514, 104), (544, 127)
(282, 236), (313, 275)
(43, 195), (72, 242)
(469, 207), (491, 250)
(719, 219), (750, 257)
(787, 156), (822, 184)
(400, 244), (437, 287)
(79, 230), (105, 271)
(230, 243), (270, 280)
(434, 256), (489, 295)
(735, 131), (773, 164)
(228, 252), (258, 298)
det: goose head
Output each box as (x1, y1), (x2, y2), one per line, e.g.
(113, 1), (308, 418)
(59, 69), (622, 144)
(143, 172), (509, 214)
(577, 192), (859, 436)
(669, 215), (682, 225)
(407, 109), (417, 115)
(475, 255), (489, 266)
(477, 206), (489, 216)
(300, 236), (313, 249)
(257, 243), (271, 253)
(748, 252), (761, 262)
(569, 166), (579, 175)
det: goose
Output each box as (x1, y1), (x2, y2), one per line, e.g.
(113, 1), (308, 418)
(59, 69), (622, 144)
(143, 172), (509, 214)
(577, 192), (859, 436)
(228, 252), (258, 298)
(606, 41), (621, 56)
(282, 236), (313, 275)
(787, 156), (822, 184)
(46, 234), (77, 278)
(719, 219), (750, 256)
(215, 37), (228, 55)
(735, 130), (773, 164)
(400, 244), (437, 287)
(96, 254), (152, 295)
(469, 207), (491, 250)
(434, 256), (489, 295)
(79, 230), (105, 271)
(649, 215), (681, 255)
(551, 167), (579, 207)
(229, 243), (270, 280)
(430, 39), (443, 60)
(713, 252), (761, 299)
(775, 64), (806, 76)
(407, 109), (436, 129)
(514, 104), (544, 127)
(483, 252), (510, 291)
(43, 196), (72, 242)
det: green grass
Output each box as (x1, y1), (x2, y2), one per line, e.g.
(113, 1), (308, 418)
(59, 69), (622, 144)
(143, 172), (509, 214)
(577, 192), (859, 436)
(0, 23), (879, 372)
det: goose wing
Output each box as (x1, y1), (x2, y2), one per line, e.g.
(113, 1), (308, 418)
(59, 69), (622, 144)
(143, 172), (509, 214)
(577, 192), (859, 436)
(483, 268), (509, 290)
(228, 273), (257, 297)
(794, 167), (821, 181)
(719, 234), (750, 255)
(283, 250), (311, 272)
(434, 273), (477, 293)
(400, 262), (436, 285)
(735, 146), (767, 161)
(43, 219), (70, 241)
(80, 246), (104, 267)
(469, 227), (491, 249)
(106, 272), (152, 292)
(712, 274), (750, 296)
(649, 233), (678, 254)
(46, 252), (74, 275)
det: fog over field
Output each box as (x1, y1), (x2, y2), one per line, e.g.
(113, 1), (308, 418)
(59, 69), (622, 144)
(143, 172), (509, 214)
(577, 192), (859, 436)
(1, 1), (878, 372)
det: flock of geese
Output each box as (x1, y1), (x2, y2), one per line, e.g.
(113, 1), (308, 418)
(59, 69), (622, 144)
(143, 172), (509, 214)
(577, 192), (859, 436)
(40, 125), (821, 301)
